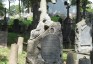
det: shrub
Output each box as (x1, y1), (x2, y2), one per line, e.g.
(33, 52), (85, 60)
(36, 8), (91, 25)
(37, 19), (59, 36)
(51, 16), (60, 22)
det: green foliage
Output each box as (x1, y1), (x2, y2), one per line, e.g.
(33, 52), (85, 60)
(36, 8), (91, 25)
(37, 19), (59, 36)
(0, 48), (9, 64)
(70, 0), (76, 6)
(8, 17), (32, 30)
(0, 48), (27, 64)
(51, 16), (60, 22)
(7, 5), (24, 16)
(8, 32), (19, 45)
(71, 0), (92, 8)
(63, 52), (67, 61)
(7, 19), (14, 25)
(8, 32), (29, 45)
(86, 8), (93, 13)
(0, 2), (4, 16)
(22, 20), (32, 26)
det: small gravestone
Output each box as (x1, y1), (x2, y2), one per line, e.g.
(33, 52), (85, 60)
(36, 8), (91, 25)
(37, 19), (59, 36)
(9, 43), (18, 64)
(0, 31), (7, 47)
(79, 57), (91, 64)
(41, 34), (61, 64)
(66, 52), (75, 64)
(17, 37), (24, 54)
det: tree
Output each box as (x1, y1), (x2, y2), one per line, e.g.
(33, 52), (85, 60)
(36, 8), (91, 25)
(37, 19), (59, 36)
(21, 0), (53, 30)
(71, 0), (92, 23)
(21, 0), (41, 30)
(7, 5), (23, 16)
(0, 1), (4, 16)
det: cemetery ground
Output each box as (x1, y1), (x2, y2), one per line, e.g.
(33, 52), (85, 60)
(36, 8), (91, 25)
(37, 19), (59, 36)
(0, 16), (74, 64)
(0, 32), (28, 64)
(0, 47), (69, 64)
(0, 32), (69, 64)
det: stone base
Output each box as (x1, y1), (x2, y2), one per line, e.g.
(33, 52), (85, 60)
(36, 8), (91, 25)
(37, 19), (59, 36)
(75, 53), (90, 64)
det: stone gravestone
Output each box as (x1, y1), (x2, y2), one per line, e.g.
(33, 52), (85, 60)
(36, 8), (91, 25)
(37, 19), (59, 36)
(0, 31), (7, 47)
(26, 0), (63, 64)
(75, 19), (92, 61)
(41, 34), (62, 64)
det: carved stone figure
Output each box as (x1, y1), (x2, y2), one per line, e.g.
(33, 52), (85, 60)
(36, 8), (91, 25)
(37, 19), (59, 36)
(26, 0), (63, 64)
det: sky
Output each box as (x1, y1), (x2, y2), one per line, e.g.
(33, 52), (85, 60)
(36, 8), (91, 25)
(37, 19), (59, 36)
(3, 0), (93, 16)
(3, 0), (93, 8)
(3, 0), (19, 8)
(48, 0), (93, 16)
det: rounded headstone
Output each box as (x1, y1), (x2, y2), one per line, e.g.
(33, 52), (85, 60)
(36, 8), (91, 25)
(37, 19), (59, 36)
(66, 51), (75, 64)
(41, 34), (61, 63)
(79, 57), (91, 64)
(90, 50), (93, 64)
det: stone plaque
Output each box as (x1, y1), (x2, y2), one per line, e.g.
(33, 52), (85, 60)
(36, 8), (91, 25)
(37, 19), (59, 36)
(0, 31), (7, 47)
(41, 34), (61, 63)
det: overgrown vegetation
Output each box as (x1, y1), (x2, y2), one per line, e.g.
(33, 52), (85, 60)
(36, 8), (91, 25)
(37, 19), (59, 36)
(51, 15), (61, 22)
(0, 48), (68, 64)
(0, 48), (27, 64)
(8, 32), (29, 46)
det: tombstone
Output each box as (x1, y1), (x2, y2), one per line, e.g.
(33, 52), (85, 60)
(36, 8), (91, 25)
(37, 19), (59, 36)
(9, 43), (18, 64)
(26, 0), (62, 64)
(17, 37), (24, 54)
(75, 19), (92, 61)
(0, 31), (7, 47)
(66, 51), (75, 64)
(41, 34), (62, 64)
(79, 57), (91, 64)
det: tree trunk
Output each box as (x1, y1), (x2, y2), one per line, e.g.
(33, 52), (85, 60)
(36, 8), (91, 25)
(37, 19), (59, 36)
(82, 0), (87, 19)
(9, 1), (10, 15)
(76, 0), (81, 23)
(27, 1), (29, 13)
(29, 1), (41, 30)
(19, 0), (21, 14)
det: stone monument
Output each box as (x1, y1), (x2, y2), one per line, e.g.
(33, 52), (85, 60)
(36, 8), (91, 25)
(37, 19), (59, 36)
(75, 19), (92, 61)
(26, 0), (63, 64)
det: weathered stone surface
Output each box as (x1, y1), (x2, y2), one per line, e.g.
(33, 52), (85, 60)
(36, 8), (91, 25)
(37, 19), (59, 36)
(26, 0), (63, 64)
(75, 19), (92, 63)
(79, 57), (91, 64)
(17, 37), (24, 54)
(66, 51), (75, 64)
(9, 43), (18, 64)
(0, 31), (7, 47)
(75, 19), (92, 53)
(41, 34), (62, 64)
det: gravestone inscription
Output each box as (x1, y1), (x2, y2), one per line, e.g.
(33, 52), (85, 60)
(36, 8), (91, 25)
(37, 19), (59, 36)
(41, 34), (62, 64)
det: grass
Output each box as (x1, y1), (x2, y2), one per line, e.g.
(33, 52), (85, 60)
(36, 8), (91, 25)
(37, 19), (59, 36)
(63, 52), (67, 61)
(0, 32), (69, 64)
(0, 48), (9, 64)
(0, 48), (27, 64)
(0, 48), (67, 64)
(0, 32), (28, 64)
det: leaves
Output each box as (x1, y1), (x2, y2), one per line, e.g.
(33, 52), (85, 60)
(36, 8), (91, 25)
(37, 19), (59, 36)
(0, 1), (5, 16)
